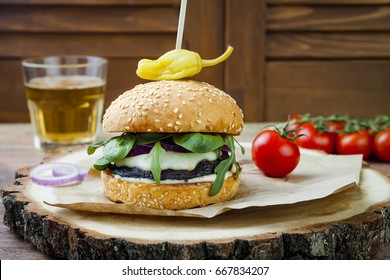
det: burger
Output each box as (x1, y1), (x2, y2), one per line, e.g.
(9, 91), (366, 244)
(88, 79), (244, 210)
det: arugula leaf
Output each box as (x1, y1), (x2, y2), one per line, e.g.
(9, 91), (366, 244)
(234, 138), (246, 155)
(149, 141), (164, 184)
(103, 133), (136, 162)
(210, 157), (235, 196)
(209, 135), (242, 196)
(173, 133), (224, 153)
(87, 139), (109, 155)
(136, 133), (171, 145)
(93, 156), (111, 171)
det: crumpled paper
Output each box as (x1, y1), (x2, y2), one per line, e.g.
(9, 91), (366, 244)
(36, 143), (362, 218)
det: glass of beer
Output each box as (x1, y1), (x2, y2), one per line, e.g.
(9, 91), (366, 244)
(22, 55), (107, 152)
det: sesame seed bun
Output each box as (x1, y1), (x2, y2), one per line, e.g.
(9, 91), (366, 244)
(102, 80), (244, 135)
(102, 169), (241, 210)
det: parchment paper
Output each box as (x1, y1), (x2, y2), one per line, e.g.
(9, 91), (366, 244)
(40, 143), (362, 218)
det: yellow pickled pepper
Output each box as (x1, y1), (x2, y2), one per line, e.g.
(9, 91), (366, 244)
(136, 46), (234, 80)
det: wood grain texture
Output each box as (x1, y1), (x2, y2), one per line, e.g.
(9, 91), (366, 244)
(266, 61), (390, 120)
(267, 0), (390, 5)
(267, 6), (390, 31)
(0, 0), (180, 5)
(267, 32), (390, 58)
(0, 33), (176, 58)
(182, 0), (224, 88)
(225, 0), (266, 122)
(0, 6), (178, 33)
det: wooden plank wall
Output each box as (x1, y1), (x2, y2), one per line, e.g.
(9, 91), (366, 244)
(1, 0), (390, 123)
(0, 0), (181, 122)
(266, 0), (390, 120)
(0, 0), (226, 123)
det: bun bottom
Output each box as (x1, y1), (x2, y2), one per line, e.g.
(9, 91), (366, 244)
(101, 170), (240, 210)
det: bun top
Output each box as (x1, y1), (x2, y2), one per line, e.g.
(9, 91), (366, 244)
(102, 80), (244, 135)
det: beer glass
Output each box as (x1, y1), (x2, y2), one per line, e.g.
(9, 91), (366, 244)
(22, 55), (107, 152)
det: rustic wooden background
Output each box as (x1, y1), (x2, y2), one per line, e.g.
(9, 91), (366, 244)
(1, 0), (390, 123)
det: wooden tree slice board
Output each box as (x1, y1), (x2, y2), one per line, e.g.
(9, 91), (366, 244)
(2, 155), (390, 259)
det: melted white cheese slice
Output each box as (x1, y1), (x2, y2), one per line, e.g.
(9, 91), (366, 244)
(113, 172), (233, 184)
(115, 150), (219, 171)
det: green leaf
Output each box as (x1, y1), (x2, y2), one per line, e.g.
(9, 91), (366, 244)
(93, 156), (110, 171)
(210, 157), (235, 196)
(87, 139), (108, 155)
(103, 133), (136, 162)
(149, 141), (164, 184)
(173, 133), (224, 153)
(209, 135), (237, 196)
(135, 133), (171, 145)
(233, 138), (245, 155)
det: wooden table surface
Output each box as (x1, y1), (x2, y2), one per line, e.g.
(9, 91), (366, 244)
(1, 123), (389, 260)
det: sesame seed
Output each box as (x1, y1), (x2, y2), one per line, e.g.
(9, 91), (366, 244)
(178, 113), (183, 119)
(196, 120), (202, 124)
(159, 127), (164, 131)
(173, 108), (179, 113)
(167, 123), (173, 127)
(155, 119), (160, 123)
(176, 121), (182, 125)
(182, 100), (187, 105)
(198, 111), (202, 117)
(137, 112), (142, 117)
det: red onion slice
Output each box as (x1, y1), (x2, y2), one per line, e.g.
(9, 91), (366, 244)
(52, 166), (88, 181)
(30, 162), (87, 186)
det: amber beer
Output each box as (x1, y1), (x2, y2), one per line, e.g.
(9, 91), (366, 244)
(22, 55), (107, 151)
(25, 75), (105, 150)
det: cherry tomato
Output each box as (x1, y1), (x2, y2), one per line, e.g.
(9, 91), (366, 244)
(313, 131), (337, 154)
(336, 130), (373, 160)
(252, 130), (300, 178)
(294, 122), (317, 149)
(325, 121), (346, 133)
(294, 122), (336, 154)
(286, 115), (304, 131)
(373, 128), (390, 162)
